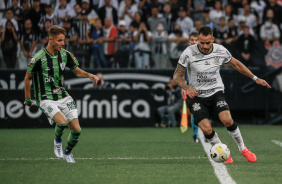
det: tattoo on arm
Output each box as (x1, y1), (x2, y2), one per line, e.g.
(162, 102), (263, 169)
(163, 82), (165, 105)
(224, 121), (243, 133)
(173, 65), (189, 90)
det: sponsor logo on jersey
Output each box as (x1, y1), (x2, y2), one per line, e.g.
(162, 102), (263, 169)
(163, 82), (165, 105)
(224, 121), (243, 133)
(192, 52), (200, 56)
(28, 58), (35, 67)
(199, 89), (215, 95)
(192, 103), (201, 111)
(42, 58), (47, 61)
(45, 76), (54, 83)
(61, 53), (66, 57)
(60, 62), (66, 70)
(213, 56), (220, 65)
(217, 101), (227, 107)
(45, 67), (50, 71)
(52, 87), (63, 94)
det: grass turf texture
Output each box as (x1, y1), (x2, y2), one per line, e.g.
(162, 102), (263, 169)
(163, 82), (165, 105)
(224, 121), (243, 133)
(0, 126), (282, 184)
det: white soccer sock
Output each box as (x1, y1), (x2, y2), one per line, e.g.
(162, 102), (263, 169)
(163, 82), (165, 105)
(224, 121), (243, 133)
(208, 132), (222, 145)
(228, 127), (245, 152)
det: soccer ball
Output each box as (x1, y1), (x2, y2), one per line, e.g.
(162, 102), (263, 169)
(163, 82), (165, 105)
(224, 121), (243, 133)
(210, 143), (230, 162)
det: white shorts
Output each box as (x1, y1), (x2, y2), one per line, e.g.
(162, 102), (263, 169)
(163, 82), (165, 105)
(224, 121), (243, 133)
(39, 96), (78, 125)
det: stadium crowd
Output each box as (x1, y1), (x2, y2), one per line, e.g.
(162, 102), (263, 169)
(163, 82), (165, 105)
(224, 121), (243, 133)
(0, 0), (281, 69)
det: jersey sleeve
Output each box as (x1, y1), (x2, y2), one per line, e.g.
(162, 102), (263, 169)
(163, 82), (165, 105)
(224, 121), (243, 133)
(27, 57), (40, 73)
(66, 51), (79, 70)
(221, 45), (232, 64)
(177, 50), (190, 68)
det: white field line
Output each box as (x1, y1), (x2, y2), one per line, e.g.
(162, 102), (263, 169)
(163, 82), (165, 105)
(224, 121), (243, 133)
(198, 129), (236, 184)
(271, 140), (282, 147)
(0, 156), (204, 161)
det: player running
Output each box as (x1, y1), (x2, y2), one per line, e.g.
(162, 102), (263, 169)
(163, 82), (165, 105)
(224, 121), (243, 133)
(181, 32), (199, 143)
(24, 25), (99, 163)
(173, 26), (271, 163)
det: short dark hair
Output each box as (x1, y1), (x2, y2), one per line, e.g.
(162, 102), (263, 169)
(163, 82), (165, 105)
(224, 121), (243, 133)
(189, 32), (198, 37)
(198, 26), (213, 36)
(48, 25), (66, 37)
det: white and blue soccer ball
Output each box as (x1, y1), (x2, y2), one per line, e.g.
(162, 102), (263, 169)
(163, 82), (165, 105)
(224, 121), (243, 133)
(210, 143), (230, 162)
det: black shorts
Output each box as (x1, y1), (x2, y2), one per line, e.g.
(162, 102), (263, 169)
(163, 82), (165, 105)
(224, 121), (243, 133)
(187, 91), (229, 126)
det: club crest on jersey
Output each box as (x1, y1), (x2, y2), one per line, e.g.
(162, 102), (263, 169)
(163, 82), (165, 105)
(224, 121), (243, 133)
(28, 58), (35, 67)
(60, 62), (66, 70)
(52, 87), (63, 94)
(192, 103), (201, 111)
(213, 56), (220, 65)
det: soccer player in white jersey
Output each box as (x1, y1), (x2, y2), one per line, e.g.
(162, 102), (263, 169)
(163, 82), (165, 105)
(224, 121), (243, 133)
(173, 26), (271, 163)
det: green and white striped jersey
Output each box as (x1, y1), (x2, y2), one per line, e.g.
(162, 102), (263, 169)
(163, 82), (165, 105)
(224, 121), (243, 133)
(27, 48), (79, 103)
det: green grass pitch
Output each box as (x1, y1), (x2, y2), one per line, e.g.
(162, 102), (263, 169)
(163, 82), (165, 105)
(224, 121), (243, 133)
(0, 126), (282, 184)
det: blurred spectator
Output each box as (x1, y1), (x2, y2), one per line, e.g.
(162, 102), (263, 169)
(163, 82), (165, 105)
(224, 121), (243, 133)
(81, 0), (98, 21)
(27, 0), (44, 34)
(18, 19), (37, 69)
(168, 25), (189, 67)
(103, 17), (118, 68)
(10, 0), (24, 31)
(146, 0), (164, 14)
(227, 18), (238, 46)
(263, 0), (282, 26)
(250, 0), (266, 25)
(157, 78), (182, 127)
(0, 9), (19, 33)
(242, 4), (257, 29)
(237, 15), (255, 36)
(116, 20), (132, 68)
(75, 18), (91, 68)
(55, 0), (76, 10)
(92, 73), (115, 89)
(118, 0), (138, 29)
(54, 0), (75, 22)
(237, 26), (256, 67)
(224, 4), (236, 22)
(63, 19), (78, 51)
(169, 0), (180, 19)
(98, 0), (119, 10)
(147, 6), (166, 32)
(0, 1), (5, 20)
(151, 22), (168, 68)
(194, 19), (203, 32)
(73, 4), (83, 22)
(176, 7), (194, 36)
(1, 20), (18, 68)
(21, 0), (30, 21)
(213, 16), (229, 45)
(189, 0), (205, 21)
(133, 22), (151, 68)
(98, 0), (118, 25)
(162, 3), (175, 34)
(260, 17), (280, 45)
(130, 11), (142, 31)
(209, 0), (224, 26)
(39, 19), (52, 47)
(38, 4), (60, 30)
(87, 18), (107, 68)
(202, 8), (214, 29)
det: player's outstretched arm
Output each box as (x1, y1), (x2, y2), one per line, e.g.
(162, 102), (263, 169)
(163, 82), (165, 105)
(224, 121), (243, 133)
(173, 65), (199, 99)
(228, 57), (271, 88)
(24, 71), (34, 106)
(72, 67), (99, 84)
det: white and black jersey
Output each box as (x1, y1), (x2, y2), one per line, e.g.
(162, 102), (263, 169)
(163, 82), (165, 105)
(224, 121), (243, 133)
(178, 43), (232, 98)
(38, 14), (60, 28)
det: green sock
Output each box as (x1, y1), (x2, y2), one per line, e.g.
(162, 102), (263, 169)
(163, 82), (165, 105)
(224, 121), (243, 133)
(54, 122), (68, 142)
(64, 129), (81, 154)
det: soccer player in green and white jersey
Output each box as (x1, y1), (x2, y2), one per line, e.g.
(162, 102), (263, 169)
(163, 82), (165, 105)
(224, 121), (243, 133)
(24, 25), (99, 163)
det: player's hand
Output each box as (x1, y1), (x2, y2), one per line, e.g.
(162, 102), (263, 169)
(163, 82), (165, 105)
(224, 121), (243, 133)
(181, 89), (187, 99)
(89, 74), (99, 84)
(255, 78), (271, 88)
(24, 100), (33, 106)
(186, 88), (199, 99)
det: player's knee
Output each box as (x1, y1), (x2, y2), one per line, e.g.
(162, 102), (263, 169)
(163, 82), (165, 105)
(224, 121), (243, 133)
(221, 117), (233, 127)
(201, 126), (213, 135)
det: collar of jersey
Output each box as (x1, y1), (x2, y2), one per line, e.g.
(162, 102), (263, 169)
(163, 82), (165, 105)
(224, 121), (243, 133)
(196, 43), (214, 55)
(45, 48), (58, 58)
